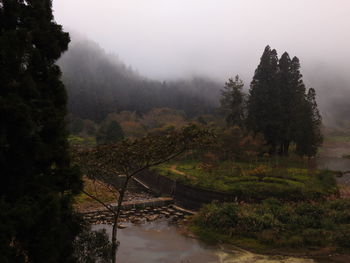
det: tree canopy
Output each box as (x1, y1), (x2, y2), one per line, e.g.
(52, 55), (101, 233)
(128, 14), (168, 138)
(0, 1), (81, 262)
(219, 75), (246, 127)
(96, 120), (125, 145)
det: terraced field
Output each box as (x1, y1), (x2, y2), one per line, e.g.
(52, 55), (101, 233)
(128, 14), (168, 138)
(155, 158), (338, 201)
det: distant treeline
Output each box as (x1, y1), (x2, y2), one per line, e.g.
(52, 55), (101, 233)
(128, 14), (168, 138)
(58, 40), (221, 122)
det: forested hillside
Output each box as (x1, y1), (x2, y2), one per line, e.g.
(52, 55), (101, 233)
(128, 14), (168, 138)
(59, 40), (221, 122)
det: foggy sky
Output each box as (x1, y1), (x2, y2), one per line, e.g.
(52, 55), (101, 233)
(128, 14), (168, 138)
(52, 0), (350, 83)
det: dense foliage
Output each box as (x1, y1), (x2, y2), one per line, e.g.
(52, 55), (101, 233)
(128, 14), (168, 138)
(96, 120), (124, 145)
(192, 199), (350, 251)
(0, 1), (81, 262)
(73, 225), (112, 263)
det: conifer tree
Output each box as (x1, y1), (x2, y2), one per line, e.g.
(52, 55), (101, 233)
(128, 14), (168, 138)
(0, 1), (81, 262)
(247, 46), (322, 156)
(295, 88), (323, 157)
(220, 75), (245, 127)
(247, 46), (280, 153)
(276, 52), (308, 155)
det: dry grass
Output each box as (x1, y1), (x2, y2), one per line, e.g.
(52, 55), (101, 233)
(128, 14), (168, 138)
(74, 177), (118, 212)
(339, 185), (350, 199)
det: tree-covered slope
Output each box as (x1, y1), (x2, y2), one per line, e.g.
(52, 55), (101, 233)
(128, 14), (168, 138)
(58, 39), (221, 121)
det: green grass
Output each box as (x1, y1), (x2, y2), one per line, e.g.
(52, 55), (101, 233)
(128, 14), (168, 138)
(324, 135), (350, 143)
(154, 158), (338, 202)
(68, 135), (96, 146)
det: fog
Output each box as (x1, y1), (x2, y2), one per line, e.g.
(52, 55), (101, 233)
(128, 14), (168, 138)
(53, 0), (350, 126)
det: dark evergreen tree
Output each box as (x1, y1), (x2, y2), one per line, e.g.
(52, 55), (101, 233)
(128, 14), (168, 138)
(247, 46), (280, 153)
(0, 1), (81, 262)
(276, 52), (292, 155)
(295, 88), (323, 157)
(96, 120), (124, 145)
(247, 46), (322, 157)
(219, 75), (245, 127)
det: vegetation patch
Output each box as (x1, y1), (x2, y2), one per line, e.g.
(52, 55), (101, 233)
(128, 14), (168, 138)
(191, 199), (350, 253)
(68, 135), (96, 147)
(154, 158), (338, 202)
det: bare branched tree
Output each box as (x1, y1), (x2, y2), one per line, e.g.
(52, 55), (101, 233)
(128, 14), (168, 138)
(72, 125), (211, 263)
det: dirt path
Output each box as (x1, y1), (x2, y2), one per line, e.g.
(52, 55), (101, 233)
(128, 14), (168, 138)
(169, 165), (196, 180)
(169, 165), (186, 175)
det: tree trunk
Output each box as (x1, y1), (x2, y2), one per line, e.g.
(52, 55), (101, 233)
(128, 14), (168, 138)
(111, 175), (130, 263)
(278, 142), (284, 156)
(281, 141), (290, 156)
(284, 141), (290, 156)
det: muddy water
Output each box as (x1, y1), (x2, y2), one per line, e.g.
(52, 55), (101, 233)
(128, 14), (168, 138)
(93, 221), (314, 263)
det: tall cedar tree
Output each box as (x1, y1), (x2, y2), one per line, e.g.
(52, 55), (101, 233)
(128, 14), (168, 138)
(247, 46), (322, 156)
(295, 88), (323, 157)
(277, 52), (293, 155)
(247, 46), (281, 153)
(0, 1), (81, 262)
(220, 75), (245, 127)
(277, 53), (307, 155)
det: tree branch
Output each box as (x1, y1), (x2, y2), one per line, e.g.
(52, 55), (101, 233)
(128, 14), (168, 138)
(82, 189), (117, 216)
(129, 147), (186, 178)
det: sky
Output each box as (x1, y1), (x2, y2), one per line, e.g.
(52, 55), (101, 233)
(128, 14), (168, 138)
(52, 0), (350, 85)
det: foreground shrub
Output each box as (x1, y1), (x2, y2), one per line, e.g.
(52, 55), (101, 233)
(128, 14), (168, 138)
(192, 199), (350, 251)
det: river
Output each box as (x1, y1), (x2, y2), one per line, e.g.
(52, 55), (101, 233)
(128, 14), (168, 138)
(93, 222), (314, 263)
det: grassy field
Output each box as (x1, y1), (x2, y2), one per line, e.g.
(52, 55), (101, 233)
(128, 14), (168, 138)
(154, 157), (338, 201)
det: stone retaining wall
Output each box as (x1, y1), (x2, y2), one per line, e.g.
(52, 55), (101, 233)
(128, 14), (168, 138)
(134, 170), (240, 210)
(82, 203), (191, 225)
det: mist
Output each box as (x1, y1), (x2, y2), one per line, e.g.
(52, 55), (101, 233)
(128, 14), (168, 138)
(53, 0), (350, 126)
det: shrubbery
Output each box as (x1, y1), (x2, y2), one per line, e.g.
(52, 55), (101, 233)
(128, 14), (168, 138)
(192, 199), (350, 250)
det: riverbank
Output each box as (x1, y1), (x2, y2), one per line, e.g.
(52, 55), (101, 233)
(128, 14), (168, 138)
(190, 199), (350, 262)
(189, 225), (350, 263)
